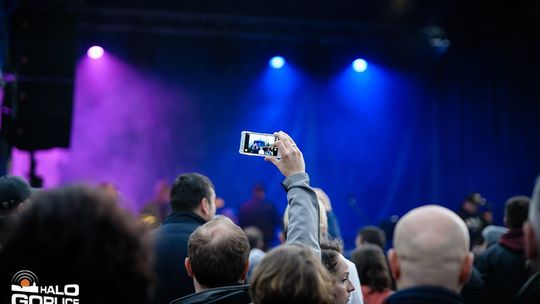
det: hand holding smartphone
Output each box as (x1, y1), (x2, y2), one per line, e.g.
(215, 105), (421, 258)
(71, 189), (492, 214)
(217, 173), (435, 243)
(240, 131), (305, 177)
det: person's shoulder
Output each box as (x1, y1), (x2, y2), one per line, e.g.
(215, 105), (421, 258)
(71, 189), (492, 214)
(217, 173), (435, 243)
(475, 244), (503, 268)
(153, 218), (202, 240)
(250, 248), (266, 261)
(514, 272), (540, 304)
(170, 285), (250, 304)
(262, 201), (277, 209)
(481, 242), (504, 257)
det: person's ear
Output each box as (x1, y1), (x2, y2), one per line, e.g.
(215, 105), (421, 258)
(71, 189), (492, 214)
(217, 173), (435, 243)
(388, 249), (401, 281)
(459, 252), (474, 286)
(200, 197), (210, 217)
(278, 231), (286, 244)
(17, 202), (26, 215)
(524, 221), (539, 260)
(185, 257), (194, 278)
(355, 236), (362, 248)
(241, 260), (250, 282)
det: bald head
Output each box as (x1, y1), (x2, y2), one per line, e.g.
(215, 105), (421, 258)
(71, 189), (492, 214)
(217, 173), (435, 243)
(389, 205), (472, 292)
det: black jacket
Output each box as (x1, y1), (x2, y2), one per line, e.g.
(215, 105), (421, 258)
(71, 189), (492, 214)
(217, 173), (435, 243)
(514, 272), (540, 304)
(169, 284), (251, 304)
(386, 286), (464, 304)
(475, 229), (528, 304)
(151, 211), (206, 304)
(461, 267), (487, 304)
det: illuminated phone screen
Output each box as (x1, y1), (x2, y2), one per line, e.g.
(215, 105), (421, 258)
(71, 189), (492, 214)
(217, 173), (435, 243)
(243, 133), (278, 156)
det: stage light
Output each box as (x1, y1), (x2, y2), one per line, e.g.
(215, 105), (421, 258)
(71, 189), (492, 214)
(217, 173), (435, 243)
(269, 56), (285, 69)
(87, 46), (104, 59)
(352, 58), (368, 72)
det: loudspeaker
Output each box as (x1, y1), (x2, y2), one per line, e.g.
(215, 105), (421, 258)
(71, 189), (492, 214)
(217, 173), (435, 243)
(2, 1), (77, 150)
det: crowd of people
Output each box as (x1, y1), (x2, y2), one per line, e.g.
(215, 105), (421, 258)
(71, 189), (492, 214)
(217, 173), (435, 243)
(0, 131), (539, 304)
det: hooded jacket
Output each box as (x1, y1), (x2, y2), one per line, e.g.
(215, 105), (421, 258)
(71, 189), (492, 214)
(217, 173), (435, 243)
(475, 228), (528, 304)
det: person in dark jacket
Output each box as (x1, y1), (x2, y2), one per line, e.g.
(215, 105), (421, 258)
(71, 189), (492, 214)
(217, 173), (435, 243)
(238, 184), (280, 250)
(386, 205), (473, 304)
(170, 217), (251, 304)
(515, 176), (540, 304)
(151, 173), (217, 304)
(458, 193), (489, 249)
(460, 267), (487, 304)
(475, 195), (530, 304)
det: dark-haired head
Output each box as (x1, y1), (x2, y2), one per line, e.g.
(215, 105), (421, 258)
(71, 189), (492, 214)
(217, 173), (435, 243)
(356, 226), (386, 250)
(504, 195), (530, 229)
(0, 185), (153, 304)
(320, 239), (344, 274)
(351, 243), (392, 293)
(244, 226), (264, 250)
(170, 173), (216, 221)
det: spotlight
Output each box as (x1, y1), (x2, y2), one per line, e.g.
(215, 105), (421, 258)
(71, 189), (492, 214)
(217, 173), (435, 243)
(269, 56), (285, 69)
(352, 58), (368, 73)
(87, 46), (104, 59)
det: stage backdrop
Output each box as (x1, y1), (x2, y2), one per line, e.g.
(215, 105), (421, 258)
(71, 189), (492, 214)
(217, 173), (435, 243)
(12, 34), (540, 249)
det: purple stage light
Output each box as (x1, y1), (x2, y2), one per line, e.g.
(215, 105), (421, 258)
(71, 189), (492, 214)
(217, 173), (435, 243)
(87, 46), (104, 59)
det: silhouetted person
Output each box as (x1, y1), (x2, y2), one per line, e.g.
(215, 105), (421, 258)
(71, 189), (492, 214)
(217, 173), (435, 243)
(140, 179), (172, 229)
(238, 184), (280, 250)
(458, 193), (489, 249)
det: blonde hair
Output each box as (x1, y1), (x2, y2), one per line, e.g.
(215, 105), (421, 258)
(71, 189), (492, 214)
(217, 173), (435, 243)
(283, 199), (328, 240)
(250, 245), (334, 304)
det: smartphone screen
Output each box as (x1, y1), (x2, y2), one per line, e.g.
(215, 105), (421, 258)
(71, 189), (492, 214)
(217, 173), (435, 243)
(241, 132), (278, 157)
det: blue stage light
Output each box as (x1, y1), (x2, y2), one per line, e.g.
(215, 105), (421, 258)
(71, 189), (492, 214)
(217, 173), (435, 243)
(352, 58), (368, 72)
(269, 56), (286, 69)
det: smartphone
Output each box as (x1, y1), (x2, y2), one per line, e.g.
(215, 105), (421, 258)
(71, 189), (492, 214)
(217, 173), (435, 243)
(239, 131), (280, 158)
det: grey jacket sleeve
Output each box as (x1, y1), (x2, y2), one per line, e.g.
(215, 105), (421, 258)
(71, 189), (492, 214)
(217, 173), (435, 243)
(282, 172), (321, 258)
